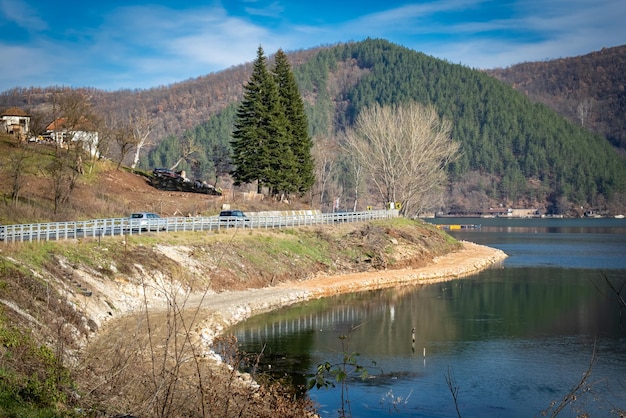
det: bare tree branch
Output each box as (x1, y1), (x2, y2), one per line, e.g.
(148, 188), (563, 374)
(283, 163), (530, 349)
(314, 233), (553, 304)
(130, 106), (155, 170)
(169, 132), (201, 172)
(445, 366), (462, 418)
(312, 136), (340, 209)
(542, 342), (597, 417)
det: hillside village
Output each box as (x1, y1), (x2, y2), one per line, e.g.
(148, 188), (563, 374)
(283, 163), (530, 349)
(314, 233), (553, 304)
(1, 106), (98, 155)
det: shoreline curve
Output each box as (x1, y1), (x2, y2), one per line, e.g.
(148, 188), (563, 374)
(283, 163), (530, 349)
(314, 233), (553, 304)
(193, 241), (508, 347)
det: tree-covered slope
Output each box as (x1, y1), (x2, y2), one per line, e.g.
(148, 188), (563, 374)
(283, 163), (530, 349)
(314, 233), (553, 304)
(300, 39), (626, 212)
(147, 39), (626, 214)
(486, 45), (626, 151)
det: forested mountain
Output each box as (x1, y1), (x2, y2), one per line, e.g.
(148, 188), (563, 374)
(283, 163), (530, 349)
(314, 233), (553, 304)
(486, 45), (626, 151)
(1, 39), (625, 215)
(146, 39), (626, 215)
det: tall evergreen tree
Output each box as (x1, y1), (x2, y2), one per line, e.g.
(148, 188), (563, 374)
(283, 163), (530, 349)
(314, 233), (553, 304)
(231, 45), (289, 193)
(272, 49), (315, 194)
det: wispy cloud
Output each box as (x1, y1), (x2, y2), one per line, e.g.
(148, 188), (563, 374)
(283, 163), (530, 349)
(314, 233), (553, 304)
(0, 0), (623, 91)
(0, 0), (47, 31)
(244, 1), (284, 18)
(331, 0), (626, 68)
(84, 5), (275, 86)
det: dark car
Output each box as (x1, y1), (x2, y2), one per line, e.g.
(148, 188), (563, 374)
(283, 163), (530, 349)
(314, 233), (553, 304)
(218, 210), (250, 226)
(153, 168), (180, 178)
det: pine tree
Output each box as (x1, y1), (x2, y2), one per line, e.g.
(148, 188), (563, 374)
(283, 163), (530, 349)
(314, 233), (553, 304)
(272, 49), (315, 194)
(232, 46), (316, 197)
(231, 45), (289, 194)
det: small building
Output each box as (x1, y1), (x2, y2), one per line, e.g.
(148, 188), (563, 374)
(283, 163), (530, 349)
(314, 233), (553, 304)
(485, 207), (513, 217)
(46, 117), (99, 156)
(0, 107), (30, 140)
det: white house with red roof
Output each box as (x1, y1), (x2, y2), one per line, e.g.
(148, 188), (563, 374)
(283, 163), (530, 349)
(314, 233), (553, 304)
(46, 117), (99, 156)
(0, 107), (30, 140)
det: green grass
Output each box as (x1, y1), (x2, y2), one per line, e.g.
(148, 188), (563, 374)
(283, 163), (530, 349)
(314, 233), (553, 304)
(0, 311), (78, 418)
(222, 231), (333, 273)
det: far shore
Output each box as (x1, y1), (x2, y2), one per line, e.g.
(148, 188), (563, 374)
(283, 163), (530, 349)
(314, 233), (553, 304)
(191, 241), (508, 347)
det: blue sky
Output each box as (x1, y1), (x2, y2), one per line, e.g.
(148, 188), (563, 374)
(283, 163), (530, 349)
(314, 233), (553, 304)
(0, 0), (623, 92)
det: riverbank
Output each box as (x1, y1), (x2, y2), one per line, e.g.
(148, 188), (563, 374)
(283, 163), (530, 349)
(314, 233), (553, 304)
(190, 240), (508, 350)
(0, 219), (507, 416)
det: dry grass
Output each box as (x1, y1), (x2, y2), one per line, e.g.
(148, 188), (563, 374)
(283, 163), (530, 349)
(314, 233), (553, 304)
(76, 285), (315, 417)
(0, 135), (310, 225)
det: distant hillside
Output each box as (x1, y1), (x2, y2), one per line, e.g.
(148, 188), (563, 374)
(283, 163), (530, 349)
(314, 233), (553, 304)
(486, 45), (626, 151)
(0, 48), (323, 147)
(1, 40), (625, 216)
(146, 39), (626, 215)
(2, 43), (624, 154)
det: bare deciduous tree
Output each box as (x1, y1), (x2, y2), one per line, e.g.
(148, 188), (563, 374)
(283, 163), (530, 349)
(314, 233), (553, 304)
(344, 102), (459, 217)
(129, 106), (155, 170)
(96, 114), (118, 164)
(170, 132), (200, 172)
(345, 154), (364, 212)
(114, 124), (136, 170)
(47, 155), (78, 214)
(51, 90), (98, 153)
(7, 141), (31, 206)
(576, 98), (595, 128)
(48, 90), (101, 178)
(26, 109), (49, 140)
(312, 136), (340, 210)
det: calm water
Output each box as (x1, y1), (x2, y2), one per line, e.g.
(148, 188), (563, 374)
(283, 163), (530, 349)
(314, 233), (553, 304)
(227, 218), (626, 417)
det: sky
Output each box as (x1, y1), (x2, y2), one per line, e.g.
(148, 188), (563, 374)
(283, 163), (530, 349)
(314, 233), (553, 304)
(0, 0), (624, 92)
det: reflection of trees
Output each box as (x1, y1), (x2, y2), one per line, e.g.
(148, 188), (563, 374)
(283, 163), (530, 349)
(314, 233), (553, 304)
(234, 269), (622, 361)
(445, 268), (621, 338)
(343, 286), (460, 355)
(233, 286), (460, 357)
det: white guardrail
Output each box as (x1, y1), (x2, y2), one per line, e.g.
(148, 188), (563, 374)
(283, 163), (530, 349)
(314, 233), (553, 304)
(0, 210), (399, 244)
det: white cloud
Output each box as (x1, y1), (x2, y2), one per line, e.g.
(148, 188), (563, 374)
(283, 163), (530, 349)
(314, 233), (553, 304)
(244, 1), (284, 18)
(374, 0), (626, 68)
(93, 4), (302, 81)
(0, 0), (624, 91)
(0, 0), (47, 30)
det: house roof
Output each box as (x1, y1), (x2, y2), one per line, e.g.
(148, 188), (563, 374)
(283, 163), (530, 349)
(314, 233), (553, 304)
(1, 106), (29, 117)
(46, 117), (96, 131)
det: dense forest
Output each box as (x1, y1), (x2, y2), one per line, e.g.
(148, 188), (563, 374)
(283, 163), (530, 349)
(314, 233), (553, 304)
(487, 45), (626, 151)
(2, 39), (625, 215)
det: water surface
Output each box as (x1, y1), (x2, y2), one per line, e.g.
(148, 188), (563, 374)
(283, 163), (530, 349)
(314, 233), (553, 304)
(228, 218), (626, 417)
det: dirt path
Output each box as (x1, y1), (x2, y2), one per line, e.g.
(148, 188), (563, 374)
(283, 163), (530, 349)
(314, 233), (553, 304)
(188, 241), (507, 347)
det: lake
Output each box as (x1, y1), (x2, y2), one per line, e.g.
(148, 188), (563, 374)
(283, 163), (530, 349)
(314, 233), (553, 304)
(227, 218), (626, 417)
